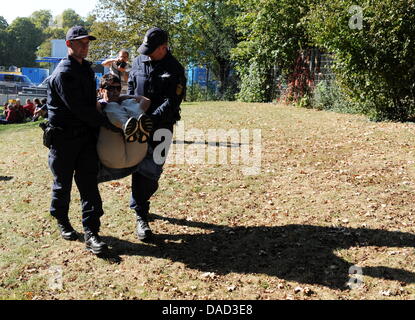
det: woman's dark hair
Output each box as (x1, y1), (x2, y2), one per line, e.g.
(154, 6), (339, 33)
(100, 74), (121, 88)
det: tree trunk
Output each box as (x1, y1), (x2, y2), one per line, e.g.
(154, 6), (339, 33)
(216, 57), (231, 98)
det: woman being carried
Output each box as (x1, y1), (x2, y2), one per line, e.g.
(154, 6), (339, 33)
(97, 74), (153, 169)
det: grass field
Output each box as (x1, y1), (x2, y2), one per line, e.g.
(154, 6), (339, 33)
(1, 101), (415, 300)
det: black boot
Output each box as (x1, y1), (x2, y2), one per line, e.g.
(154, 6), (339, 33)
(57, 220), (78, 241)
(84, 231), (108, 255)
(136, 214), (153, 242)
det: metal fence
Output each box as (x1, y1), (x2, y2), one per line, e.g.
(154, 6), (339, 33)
(313, 53), (335, 84)
(1, 86), (47, 105)
(274, 49), (336, 100)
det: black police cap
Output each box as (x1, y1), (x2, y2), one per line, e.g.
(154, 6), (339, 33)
(138, 27), (168, 55)
(66, 26), (97, 41)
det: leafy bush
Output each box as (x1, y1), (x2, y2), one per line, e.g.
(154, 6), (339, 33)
(312, 81), (339, 110)
(306, 0), (415, 121)
(186, 84), (218, 102)
(236, 62), (274, 103)
(311, 80), (360, 114)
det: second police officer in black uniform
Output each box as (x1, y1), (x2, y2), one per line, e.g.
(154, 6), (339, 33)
(128, 27), (186, 241)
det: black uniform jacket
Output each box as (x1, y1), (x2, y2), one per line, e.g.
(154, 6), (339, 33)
(47, 55), (106, 130)
(128, 51), (186, 129)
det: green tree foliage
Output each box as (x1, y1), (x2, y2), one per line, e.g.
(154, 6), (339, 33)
(30, 10), (54, 66)
(44, 27), (66, 40)
(92, 0), (240, 99)
(35, 26), (65, 68)
(36, 9), (87, 67)
(5, 0), (405, 121)
(56, 9), (85, 29)
(36, 40), (52, 66)
(182, 0), (240, 99)
(0, 16), (10, 66)
(84, 14), (97, 30)
(306, 0), (415, 121)
(92, 0), (182, 59)
(0, 16), (8, 30)
(89, 21), (129, 62)
(231, 0), (314, 102)
(1, 9), (87, 68)
(36, 26), (66, 68)
(30, 10), (53, 30)
(7, 18), (43, 67)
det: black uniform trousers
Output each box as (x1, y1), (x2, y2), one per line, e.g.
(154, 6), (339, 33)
(129, 124), (173, 217)
(48, 129), (103, 233)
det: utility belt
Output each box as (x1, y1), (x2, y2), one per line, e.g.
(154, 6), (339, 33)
(39, 121), (62, 149)
(39, 122), (92, 148)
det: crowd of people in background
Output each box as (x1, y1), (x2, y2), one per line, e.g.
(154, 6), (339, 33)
(1, 49), (131, 126)
(0, 97), (48, 125)
(0, 48), (131, 126)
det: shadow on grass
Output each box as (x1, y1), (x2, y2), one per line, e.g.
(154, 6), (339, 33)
(0, 176), (13, 181)
(102, 214), (415, 290)
(173, 140), (245, 148)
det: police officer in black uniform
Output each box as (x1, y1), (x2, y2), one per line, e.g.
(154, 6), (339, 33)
(47, 26), (117, 255)
(128, 27), (186, 241)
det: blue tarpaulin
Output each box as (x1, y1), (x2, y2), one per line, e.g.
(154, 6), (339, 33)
(21, 67), (49, 85)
